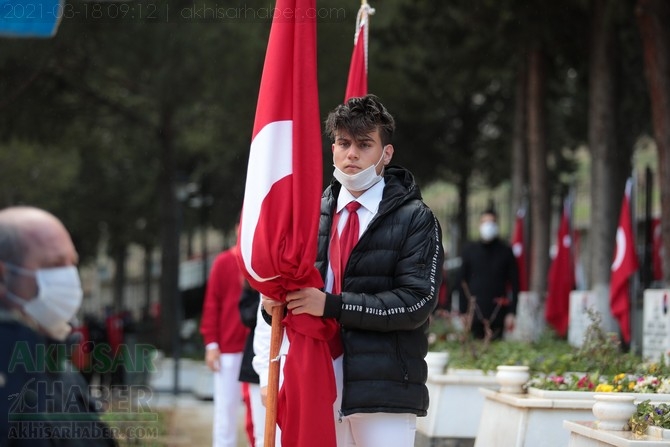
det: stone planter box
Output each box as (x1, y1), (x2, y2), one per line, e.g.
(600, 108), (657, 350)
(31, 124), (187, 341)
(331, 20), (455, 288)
(565, 420), (670, 446)
(647, 427), (670, 440)
(474, 388), (597, 447)
(528, 387), (670, 402)
(416, 368), (498, 446)
(475, 389), (670, 447)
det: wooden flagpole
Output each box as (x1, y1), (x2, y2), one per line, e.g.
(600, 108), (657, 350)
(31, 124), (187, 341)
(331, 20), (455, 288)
(264, 304), (284, 447)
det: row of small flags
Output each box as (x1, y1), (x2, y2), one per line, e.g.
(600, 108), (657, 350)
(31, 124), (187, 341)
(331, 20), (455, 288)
(511, 178), (645, 343)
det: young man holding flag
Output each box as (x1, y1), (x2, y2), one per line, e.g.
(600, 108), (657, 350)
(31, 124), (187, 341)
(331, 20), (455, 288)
(264, 94), (444, 447)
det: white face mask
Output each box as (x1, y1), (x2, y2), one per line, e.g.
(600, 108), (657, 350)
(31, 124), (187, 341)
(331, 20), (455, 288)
(4, 263), (83, 341)
(333, 149), (385, 192)
(479, 221), (499, 242)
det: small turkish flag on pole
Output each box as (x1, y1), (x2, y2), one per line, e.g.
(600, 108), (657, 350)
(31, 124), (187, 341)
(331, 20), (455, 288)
(344, 1), (374, 101)
(545, 199), (575, 337)
(610, 178), (639, 343)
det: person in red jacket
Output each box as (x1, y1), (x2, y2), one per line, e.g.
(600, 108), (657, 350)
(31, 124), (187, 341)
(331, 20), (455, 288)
(200, 238), (249, 447)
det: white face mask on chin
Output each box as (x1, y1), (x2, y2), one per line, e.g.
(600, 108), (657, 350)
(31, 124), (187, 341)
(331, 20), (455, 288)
(333, 150), (385, 192)
(4, 263), (83, 341)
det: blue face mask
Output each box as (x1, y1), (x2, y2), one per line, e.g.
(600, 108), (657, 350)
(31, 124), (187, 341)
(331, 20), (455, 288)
(4, 263), (83, 340)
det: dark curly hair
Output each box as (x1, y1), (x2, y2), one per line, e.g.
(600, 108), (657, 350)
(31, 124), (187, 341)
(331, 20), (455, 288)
(324, 94), (395, 146)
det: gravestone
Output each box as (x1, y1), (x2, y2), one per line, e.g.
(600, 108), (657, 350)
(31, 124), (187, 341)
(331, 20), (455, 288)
(642, 289), (670, 363)
(568, 287), (619, 348)
(505, 291), (544, 342)
(568, 291), (597, 347)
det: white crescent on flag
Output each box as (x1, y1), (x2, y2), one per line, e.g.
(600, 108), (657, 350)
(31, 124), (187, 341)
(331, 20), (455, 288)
(239, 121), (292, 283)
(610, 178), (638, 343)
(611, 227), (626, 272)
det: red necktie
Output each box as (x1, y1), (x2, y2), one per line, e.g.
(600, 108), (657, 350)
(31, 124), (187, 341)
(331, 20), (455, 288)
(331, 201), (361, 294)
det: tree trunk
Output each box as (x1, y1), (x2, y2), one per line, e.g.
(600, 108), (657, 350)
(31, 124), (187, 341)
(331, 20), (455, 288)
(527, 47), (550, 297)
(636, 0), (670, 285)
(158, 107), (180, 354)
(456, 174), (469, 257)
(143, 243), (153, 317)
(511, 58), (528, 216)
(112, 244), (127, 314)
(588, 0), (620, 291)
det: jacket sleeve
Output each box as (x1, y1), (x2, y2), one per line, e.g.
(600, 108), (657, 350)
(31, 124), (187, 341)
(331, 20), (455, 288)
(199, 255), (223, 346)
(336, 202), (444, 332)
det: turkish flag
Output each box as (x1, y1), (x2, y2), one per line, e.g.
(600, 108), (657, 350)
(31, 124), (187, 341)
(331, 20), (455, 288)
(236, 1), (338, 446)
(653, 217), (663, 281)
(545, 200), (575, 337)
(344, 19), (368, 101)
(510, 209), (528, 292)
(610, 179), (639, 343)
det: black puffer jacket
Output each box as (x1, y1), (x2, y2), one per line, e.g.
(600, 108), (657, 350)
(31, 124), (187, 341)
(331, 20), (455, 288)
(320, 165), (444, 417)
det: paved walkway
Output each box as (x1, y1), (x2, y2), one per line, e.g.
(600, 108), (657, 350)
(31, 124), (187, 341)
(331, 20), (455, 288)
(151, 392), (248, 447)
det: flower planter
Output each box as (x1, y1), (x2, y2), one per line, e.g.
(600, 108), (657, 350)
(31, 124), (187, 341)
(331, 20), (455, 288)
(592, 394), (636, 431)
(496, 365), (530, 394)
(527, 386), (596, 399)
(425, 351), (449, 376)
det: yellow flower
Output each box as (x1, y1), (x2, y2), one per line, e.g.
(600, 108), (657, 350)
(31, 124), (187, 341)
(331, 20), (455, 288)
(628, 382), (635, 390)
(614, 373), (626, 382)
(596, 384), (614, 392)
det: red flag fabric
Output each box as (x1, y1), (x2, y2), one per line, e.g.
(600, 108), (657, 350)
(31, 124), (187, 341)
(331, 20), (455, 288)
(344, 20), (367, 101)
(510, 209), (528, 292)
(236, 1), (338, 446)
(653, 217), (663, 281)
(545, 200), (575, 337)
(610, 179), (639, 343)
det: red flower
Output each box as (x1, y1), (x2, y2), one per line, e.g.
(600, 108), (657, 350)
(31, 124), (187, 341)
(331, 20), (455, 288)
(577, 375), (594, 390)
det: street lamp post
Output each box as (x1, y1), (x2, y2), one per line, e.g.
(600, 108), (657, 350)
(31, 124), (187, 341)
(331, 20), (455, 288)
(172, 180), (198, 396)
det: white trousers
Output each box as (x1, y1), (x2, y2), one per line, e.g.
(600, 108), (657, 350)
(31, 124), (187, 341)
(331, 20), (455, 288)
(255, 326), (415, 447)
(212, 352), (243, 447)
(333, 356), (416, 447)
(247, 383), (267, 447)
(338, 413), (417, 447)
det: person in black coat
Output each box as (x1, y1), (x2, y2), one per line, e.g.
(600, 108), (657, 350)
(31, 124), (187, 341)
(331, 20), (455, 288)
(263, 95), (444, 447)
(459, 208), (519, 340)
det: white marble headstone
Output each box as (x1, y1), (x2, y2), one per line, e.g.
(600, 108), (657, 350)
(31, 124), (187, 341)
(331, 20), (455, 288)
(568, 291), (598, 347)
(642, 289), (670, 363)
(568, 286), (620, 348)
